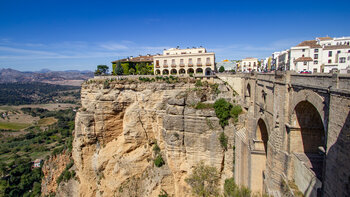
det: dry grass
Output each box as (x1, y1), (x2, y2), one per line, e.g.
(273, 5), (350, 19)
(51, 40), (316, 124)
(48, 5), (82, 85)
(0, 122), (31, 130)
(37, 117), (57, 126)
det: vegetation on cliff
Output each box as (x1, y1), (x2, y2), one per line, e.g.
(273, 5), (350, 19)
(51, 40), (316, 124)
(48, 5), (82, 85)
(213, 99), (242, 127)
(185, 161), (220, 197)
(0, 108), (76, 196)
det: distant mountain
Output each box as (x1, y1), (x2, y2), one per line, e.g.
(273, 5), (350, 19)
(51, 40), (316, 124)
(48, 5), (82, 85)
(0, 68), (94, 86)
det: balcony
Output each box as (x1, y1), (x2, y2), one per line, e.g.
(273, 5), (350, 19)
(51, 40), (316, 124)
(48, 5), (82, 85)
(180, 63), (185, 67)
(197, 63), (202, 67)
(206, 62), (211, 66)
(171, 64), (176, 68)
(188, 63), (193, 67)
(156, 65), (160, 68)
(163, 65), (168, 68)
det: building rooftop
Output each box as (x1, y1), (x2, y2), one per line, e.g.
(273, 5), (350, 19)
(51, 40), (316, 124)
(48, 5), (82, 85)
(296, 40), (322, 48)
(294, 57), (313, 62)
(317, 36), (333, 41)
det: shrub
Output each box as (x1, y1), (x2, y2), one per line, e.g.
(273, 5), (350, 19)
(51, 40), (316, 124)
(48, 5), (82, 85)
(153, 143), (161, 155)
(230, 105), (242, 122)
(195, 80), (203, 87)
(218, 132), (228, 151)
(194, 102), (214, 110)
(213, 99), (233, 127)
(185, 161), (220, 197)
(224, 178), (251, 197)
(158, 189), (168, 197)
(154, 155), (165, 167)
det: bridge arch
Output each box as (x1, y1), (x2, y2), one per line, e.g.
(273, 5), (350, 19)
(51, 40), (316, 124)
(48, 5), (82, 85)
(250, 118), (270, 193)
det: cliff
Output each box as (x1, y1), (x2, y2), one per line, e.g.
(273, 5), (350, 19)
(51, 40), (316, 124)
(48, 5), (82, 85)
(67, 78), (236, 196)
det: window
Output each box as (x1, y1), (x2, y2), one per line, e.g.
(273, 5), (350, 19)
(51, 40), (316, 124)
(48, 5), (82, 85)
(166, 53), (169, 55)
(198, 51), (202, 53)
(348, 50), (350, 53)
(314, 60), (318, 64)
(314, 54), (318, 59)
(189, 58), (193, 64)
(302, 49), (305, 52)
(206, 57), (210, 62)
(348, 56), (350, 61)
(303, 61), (307, 65)
(172, 59), (175, 65)
(337, 50), (341, 54)
(164, 60), (167, 65)
(328, 59), (332, 63)
(156, 60), (159, 66)
(302, 54), (305, 57)
(197, 58), (201, 63)
(313, 68), (317, 73)
(181, 52), (186, 54)
(329, 51), (332, 57)
(314, 49), (319, 53)
(180, 59), (184, 64)
(340, 57), (346, 63)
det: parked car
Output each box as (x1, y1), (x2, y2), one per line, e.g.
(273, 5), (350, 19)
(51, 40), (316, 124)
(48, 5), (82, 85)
(299, 70), (312, 74)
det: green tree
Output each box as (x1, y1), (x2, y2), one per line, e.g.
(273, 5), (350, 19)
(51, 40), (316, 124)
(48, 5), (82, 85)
(213, 98), (233, 127)
(95, 65), (109, 76)
(219, 66), (225, 73)
(116, 61), (124, 75)
(224, 178), (251, 197)
(129, 68), (136, 75)
(112, 63), (117, 75)
(185, 161), (220, 197)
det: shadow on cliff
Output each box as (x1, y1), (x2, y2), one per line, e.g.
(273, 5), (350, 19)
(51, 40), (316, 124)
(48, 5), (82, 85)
(321, 111), (350, 196)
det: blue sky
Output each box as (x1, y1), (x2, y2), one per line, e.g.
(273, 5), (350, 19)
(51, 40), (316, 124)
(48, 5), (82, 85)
(0, 0), (349, 71)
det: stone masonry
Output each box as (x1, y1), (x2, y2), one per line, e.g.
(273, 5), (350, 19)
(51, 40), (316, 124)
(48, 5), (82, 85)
(218, 72), (350, 197)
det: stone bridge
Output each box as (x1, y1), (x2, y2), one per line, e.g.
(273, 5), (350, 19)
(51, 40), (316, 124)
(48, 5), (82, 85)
(218, 72), (350, 197)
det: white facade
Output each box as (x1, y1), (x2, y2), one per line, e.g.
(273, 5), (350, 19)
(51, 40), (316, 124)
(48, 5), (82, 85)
(271, 36), (350, 73)
(241, 57), (258, 72)
(153, 47), (215, 76)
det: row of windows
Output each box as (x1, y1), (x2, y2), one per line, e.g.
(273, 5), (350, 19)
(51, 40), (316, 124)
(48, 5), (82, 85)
(165, 50), (203, 55)
(243, 62), (257, 67)
(155, 57), (211, 66)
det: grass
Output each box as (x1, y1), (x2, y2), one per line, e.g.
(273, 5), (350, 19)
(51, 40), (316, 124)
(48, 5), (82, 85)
(37, 117), (57, 126)
(0, 122), (31, 130)
(194, 102), (214, 109)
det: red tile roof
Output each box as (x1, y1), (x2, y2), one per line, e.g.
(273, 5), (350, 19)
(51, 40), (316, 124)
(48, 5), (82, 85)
(317, 37), (333, 41)
(296, 40), (322, 48)
(295, 57), (313, 62)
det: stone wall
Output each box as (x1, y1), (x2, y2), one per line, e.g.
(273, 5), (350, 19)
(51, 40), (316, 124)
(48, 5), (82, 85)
(218, 72), (350, 197)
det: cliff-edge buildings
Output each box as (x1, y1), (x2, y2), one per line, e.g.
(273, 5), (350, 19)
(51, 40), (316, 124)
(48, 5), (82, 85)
(153, 47), (215, 76)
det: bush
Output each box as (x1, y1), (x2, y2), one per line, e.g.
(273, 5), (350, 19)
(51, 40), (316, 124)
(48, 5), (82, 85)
(195, 80), (203, 87)
(213, 99), (233, 127)
(218, 132), (228, 151)
(194, 102), (214, 110)
(224, 177), (251, 197)
(219, 66), (225, 73)
(153, 143), (161, 155)
(154, 155), (165, 167)
(185, 161), (220, 197)
(230, 105), (242, 122)
(158, 189), (168, 197)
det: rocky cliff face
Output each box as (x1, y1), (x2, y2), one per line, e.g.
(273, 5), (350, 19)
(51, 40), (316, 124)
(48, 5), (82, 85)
(70, 79), (236, 196)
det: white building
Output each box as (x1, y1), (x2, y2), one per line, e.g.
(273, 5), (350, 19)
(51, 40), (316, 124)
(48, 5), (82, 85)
(272, 36), (350, 73)
(241, 57), (258, 72)
(153, 47), (215, 76)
